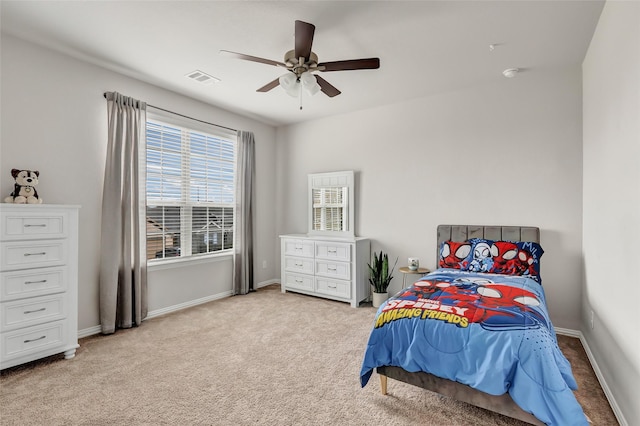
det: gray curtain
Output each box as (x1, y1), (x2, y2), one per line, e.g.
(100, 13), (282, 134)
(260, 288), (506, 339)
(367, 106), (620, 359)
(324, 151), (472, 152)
(100, 91), (147, 334)
(233, 131), (255, 295)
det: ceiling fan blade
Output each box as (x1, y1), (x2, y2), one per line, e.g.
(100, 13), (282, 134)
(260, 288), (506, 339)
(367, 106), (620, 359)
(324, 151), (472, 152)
(318, 58), (380, 72)
(256, 78), (280, 93)
(219, 50), (287, 68)
(294, 20), (315, 61)
(315, 75), (341, 97)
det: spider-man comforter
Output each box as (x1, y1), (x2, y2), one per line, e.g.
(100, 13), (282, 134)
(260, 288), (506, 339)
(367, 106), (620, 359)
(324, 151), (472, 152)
(360, 269), (588, 426)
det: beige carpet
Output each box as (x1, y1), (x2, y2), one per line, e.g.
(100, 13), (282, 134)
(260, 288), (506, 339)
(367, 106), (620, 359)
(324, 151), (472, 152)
(0, 284), (617, 425)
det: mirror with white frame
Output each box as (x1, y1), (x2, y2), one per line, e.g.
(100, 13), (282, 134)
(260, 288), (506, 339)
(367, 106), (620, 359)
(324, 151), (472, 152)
(308, 171), (355, 238)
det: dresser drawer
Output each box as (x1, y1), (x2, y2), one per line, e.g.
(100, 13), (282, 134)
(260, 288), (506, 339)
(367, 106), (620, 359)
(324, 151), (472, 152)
(284, 273), (314, 292)
(1, 210), (67, 240)
(283, 239), (314, 258)
(1, 294), (66, 332)
(1, 240), (67, 271)
(315, 260), (350, 280)
(315, 241), (351, 261)
(1, 267), (66, 301)
(316, 277), (351, 299)
(1, 320), (66, 360)
(284, 256), (314, 274)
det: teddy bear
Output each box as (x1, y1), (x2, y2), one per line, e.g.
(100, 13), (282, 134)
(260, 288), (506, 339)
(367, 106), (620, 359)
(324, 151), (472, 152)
(4, 169), (43, 204)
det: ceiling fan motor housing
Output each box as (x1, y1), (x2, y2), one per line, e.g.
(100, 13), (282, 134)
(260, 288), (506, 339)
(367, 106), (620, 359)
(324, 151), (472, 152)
(284, 49), (319, 76)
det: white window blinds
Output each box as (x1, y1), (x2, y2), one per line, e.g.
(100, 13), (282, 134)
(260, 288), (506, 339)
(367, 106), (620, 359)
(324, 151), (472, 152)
(312, 187), (347, 232)
(146, 117), (236, 261)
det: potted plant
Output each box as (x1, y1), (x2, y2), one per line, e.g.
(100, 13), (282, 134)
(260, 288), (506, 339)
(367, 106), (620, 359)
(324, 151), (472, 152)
(368, 251), (398, 308)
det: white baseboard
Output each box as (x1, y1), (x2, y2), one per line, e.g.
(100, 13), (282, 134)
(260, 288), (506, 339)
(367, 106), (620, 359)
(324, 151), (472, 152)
(577, 332), (628, 426)
(77, 290), (234, 339)
(554, 327), (581, 338)
(555, 327), (627, 426)
(255, 279), (279, 289)
(78, 325), (102, 339)
(146, 290), (233, 320)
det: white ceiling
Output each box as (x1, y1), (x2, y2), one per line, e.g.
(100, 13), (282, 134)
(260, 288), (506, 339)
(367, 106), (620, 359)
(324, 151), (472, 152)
(1, 1), (604, 127)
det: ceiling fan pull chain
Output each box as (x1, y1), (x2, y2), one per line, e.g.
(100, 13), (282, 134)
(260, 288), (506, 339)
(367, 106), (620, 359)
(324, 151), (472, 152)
(299, 86), (303, 110)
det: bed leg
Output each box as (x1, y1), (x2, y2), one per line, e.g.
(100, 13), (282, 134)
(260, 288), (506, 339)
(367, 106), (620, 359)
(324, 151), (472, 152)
(379, 374), (387, 395)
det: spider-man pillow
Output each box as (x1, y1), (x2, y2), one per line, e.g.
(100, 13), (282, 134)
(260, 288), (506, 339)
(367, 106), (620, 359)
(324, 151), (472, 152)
(438, 240), (473, 270)
(467, 238), (544, 283)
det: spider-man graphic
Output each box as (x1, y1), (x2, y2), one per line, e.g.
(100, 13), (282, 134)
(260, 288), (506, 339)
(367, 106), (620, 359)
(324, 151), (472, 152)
(400, 277), (547, 330)
(489, 241), (538, 277)
(398, 280), (451, 300)
(439, 241), (472, 269)
(490, 241), (520, 274)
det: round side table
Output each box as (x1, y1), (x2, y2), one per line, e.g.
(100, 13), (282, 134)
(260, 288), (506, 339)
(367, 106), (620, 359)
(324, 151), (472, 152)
(398, 266), (431, 287)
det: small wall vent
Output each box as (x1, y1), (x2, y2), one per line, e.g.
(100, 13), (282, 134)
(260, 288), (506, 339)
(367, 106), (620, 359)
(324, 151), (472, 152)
(185, 70), (220, 85)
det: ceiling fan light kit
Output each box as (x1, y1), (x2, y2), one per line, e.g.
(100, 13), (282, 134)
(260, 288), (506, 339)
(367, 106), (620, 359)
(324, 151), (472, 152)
(300, 71), (321, 96)
(221, 20), (380, 106)
(278, 71), (320, 98)
(279, 73), (298, 97)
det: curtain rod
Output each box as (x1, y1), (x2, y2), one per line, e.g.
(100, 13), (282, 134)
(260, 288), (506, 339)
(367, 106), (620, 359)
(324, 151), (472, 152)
(103, 92), (237, 133)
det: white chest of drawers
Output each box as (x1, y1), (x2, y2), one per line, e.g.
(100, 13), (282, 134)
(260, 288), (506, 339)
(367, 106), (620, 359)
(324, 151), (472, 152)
(0, 204), (79, 369)
(280, 234), (370, 307)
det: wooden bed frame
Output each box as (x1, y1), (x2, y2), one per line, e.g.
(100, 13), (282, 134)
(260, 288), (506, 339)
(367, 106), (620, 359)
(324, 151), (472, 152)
(376, 225), (545, 426)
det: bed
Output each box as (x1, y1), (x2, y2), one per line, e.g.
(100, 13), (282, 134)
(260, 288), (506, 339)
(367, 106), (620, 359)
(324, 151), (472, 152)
(359, 225), (588, 426)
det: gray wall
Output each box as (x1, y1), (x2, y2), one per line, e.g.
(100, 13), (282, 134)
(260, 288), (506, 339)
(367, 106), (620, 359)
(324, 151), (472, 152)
(0, 35), (279, 333)
(277, 65), (584, 330)
(583, 2), (640, 425)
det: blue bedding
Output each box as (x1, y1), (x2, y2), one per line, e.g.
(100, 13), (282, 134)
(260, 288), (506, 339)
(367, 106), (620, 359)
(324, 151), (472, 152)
(360, 269), (588, 426)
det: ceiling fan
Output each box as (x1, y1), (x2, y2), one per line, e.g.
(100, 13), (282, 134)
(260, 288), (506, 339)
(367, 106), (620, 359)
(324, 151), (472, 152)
(220, 20), (380, 98)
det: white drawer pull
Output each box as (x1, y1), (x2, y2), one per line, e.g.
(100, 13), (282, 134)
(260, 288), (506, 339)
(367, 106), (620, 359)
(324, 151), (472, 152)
(24, 224), (47, 228)
(328, 267), (337, 271)
(295, 262), (303, 267)
(24, 335), (46, 343)
(295, 279), (303, 283)
(25, 279), (48, 285)
(24, 308), (46, 314)
(24, 252), (47, 257)
(328, 249), (337, 253)
(328, 284), (337, 289)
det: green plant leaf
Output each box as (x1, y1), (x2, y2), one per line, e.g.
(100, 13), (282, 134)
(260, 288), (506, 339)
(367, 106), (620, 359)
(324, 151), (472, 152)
(368, 250), (399, 293)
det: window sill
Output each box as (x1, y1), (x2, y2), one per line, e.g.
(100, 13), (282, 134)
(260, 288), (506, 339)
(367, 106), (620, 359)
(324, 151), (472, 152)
(147, 251), (233, 272)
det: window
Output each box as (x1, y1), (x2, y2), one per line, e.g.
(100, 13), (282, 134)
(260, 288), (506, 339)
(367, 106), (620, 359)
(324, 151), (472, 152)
(308, 171), (354, 238)
(146, 116), (236, 261)
(312, 187), (347, 232)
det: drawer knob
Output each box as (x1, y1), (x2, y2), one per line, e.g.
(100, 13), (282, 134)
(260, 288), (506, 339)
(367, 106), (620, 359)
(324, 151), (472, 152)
(25, 279), (48, 285)
(24, 335), (46, 343)
(24, 307), (47, 314)
(328, 267), (337, 271)
(24, 252), (47, 257)
(328, 249), (337, 253)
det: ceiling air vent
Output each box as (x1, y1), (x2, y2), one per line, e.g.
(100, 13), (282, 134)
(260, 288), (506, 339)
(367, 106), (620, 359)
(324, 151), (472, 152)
(185, 70), (220, 86)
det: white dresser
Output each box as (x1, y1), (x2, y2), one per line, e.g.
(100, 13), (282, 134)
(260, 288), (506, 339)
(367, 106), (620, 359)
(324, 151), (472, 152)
(0, 204), (79, 369)
(280, 234), (370, 307)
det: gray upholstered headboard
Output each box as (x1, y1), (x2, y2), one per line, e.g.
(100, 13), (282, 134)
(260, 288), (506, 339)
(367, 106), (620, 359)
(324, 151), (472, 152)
(437, 225), (540, 260)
